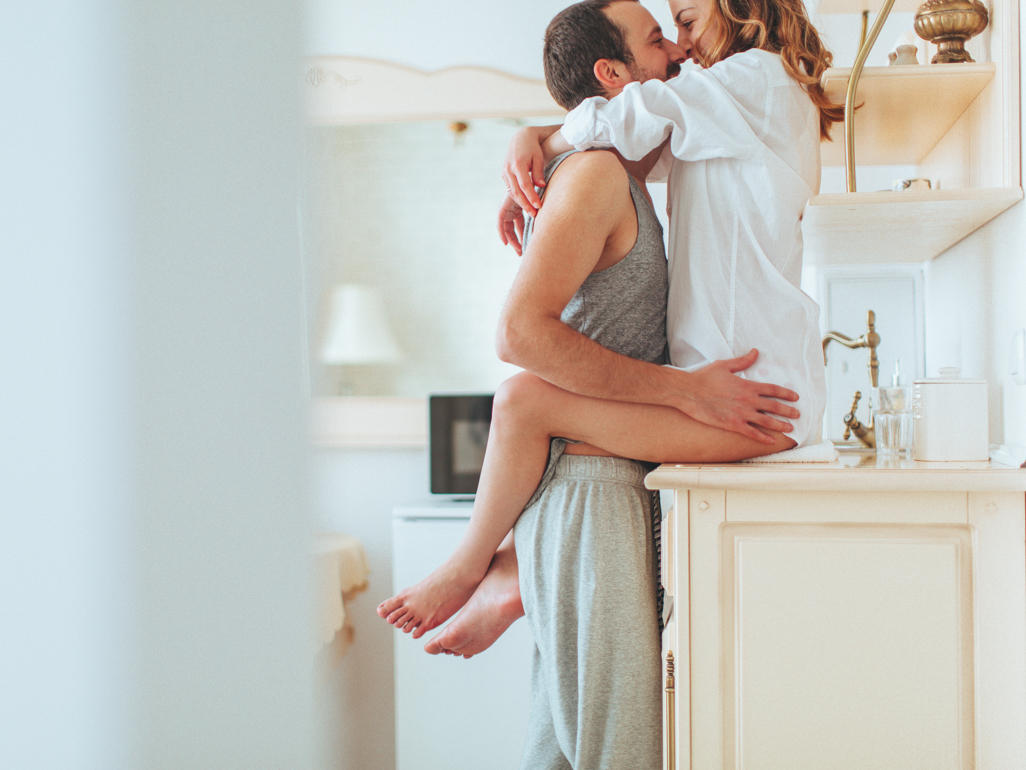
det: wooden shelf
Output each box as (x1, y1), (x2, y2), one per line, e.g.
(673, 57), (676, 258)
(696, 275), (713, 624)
(802, 186), (1023, 264)
(819, 64), (995, 166)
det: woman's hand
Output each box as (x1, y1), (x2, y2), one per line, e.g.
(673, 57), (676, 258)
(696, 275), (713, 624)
(497, 194), (526, 256)
(501, 126), (552, 217)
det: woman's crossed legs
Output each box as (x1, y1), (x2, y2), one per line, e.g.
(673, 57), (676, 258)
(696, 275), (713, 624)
(377, 371), (796, 643)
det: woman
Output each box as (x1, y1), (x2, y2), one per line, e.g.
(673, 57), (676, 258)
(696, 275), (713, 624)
(379, 0), (843, 652)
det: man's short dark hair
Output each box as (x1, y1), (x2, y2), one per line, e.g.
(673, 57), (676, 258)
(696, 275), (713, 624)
(543, 0), (637, 110)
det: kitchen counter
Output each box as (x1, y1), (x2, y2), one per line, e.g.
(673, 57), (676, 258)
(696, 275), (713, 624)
(646, 450), (1026, 493)
(651, 448), (1026, 769)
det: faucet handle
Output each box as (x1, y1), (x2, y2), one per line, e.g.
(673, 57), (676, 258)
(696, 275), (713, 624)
(842, 390), (863, 441)
(848, 390), (863, 414)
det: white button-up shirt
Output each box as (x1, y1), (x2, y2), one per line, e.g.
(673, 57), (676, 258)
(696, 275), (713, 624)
(561, 49), (826, 446)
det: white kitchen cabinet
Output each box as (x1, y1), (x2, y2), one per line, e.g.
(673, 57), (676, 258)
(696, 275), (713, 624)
(803, 0), (1022, 264)
(649, 456), (1026, 769)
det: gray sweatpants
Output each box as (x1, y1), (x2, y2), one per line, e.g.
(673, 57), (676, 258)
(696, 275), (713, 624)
(514, 442), (662, 770)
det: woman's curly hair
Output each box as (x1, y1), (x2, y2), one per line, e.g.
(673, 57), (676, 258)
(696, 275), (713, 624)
(697, 0), (844, 140)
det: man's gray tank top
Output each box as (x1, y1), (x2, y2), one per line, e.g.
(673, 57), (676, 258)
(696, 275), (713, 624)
(523, 150), (668, 364)
(521, 150), (670, 630)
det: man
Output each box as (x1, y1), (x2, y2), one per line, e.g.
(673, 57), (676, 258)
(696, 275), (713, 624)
(418, 3), (723, 768)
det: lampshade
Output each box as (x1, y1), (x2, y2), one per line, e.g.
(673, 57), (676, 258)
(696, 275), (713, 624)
(320, 284), (402, 365)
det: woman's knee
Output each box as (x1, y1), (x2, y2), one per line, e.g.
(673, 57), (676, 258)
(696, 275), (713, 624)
(493, 372), (556, 426)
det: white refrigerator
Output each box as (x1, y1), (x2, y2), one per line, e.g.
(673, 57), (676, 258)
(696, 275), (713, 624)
(392, 500), (533, 770)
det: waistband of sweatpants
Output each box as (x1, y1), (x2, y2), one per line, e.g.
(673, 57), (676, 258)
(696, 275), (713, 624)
(550, 453), (653, 486)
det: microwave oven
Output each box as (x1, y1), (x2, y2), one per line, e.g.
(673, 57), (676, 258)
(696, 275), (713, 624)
(429, 393), (493, 495)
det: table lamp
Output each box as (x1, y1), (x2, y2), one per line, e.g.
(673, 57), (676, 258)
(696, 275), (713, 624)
(320, 283), (402, 393)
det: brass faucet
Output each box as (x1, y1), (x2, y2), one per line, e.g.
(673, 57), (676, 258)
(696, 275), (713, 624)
(823, 310), (882, 447)
(843, 390), (875, 448)
(822, 309), (881, 388)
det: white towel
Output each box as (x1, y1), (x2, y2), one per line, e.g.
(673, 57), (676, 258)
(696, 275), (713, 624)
(741, 440), (839, 463)
(314, 534), (370, 652)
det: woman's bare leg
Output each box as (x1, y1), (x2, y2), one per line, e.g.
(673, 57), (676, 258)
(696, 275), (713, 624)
(378, 371), (796, 638)
(378, 375), (558, 637)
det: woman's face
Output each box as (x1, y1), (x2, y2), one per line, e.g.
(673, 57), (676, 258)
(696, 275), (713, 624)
(668, 0), (722, 62)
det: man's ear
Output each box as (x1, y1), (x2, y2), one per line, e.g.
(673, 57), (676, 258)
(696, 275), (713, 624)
(593, 58), (629, 91)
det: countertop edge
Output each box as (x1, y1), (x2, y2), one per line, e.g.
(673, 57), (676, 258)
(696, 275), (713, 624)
(644, 462), (1026, 493)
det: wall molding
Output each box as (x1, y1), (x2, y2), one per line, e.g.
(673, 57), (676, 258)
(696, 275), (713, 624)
(303, 55), (563, 124)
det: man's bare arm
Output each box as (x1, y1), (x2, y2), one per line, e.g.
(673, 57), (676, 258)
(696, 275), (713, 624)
(502, 126), (649, 216)
(498, 151), (798, 443)
(500, 125), (563, 216)
(498, 127), (665, 252)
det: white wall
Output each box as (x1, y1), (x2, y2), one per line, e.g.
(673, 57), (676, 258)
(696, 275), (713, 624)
(2, 2), (314, 768)
(924, 200), (1026, 447)
(304, 0), (676, 78)
(305, 120), (524, 397)
(922, 7), (1026, 450)
(304, 0), (913, 76)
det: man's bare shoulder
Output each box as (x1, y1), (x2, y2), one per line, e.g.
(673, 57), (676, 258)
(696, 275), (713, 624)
(542, 149), (631, 212)
(548, 148), (628, 187)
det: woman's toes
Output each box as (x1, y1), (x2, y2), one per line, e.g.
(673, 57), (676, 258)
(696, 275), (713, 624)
(378, 596), (402, 618)
(386, 606), (409, 625)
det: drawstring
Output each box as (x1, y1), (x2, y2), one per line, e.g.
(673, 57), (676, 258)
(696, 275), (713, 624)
(651, 489), (664, 632)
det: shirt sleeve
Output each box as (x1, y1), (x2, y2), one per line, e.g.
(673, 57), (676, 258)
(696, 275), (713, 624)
(646, 143), (673, 183)
(560, 56), (767, 163)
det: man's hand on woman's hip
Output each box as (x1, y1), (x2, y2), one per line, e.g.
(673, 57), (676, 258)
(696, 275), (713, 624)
(674, 348), (800, 444)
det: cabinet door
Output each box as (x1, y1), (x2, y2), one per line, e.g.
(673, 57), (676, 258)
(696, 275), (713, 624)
(685, 489), (1025, 770)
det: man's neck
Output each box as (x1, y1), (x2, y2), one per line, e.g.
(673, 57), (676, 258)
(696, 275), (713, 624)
(597, 82), (666, 183)
(616, 145), (664, 190)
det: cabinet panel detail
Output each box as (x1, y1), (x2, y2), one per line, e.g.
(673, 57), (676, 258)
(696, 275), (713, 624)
(689, 490), (727, 769)
(719, 523), (974, 769)
(662, 496), (689, 770)
(724, 489), (967, 523)
(968, 492), (1026, 766)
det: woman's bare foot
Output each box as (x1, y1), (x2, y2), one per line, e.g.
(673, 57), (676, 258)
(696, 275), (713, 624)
(377, 558), (484, 639)
(423, 546), (524, 658)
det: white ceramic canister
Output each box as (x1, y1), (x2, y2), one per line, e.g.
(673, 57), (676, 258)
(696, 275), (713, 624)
(911, 375), (988, 461)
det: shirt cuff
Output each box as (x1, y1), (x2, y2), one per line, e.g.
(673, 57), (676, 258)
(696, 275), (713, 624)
(560, 96), (608, 149)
